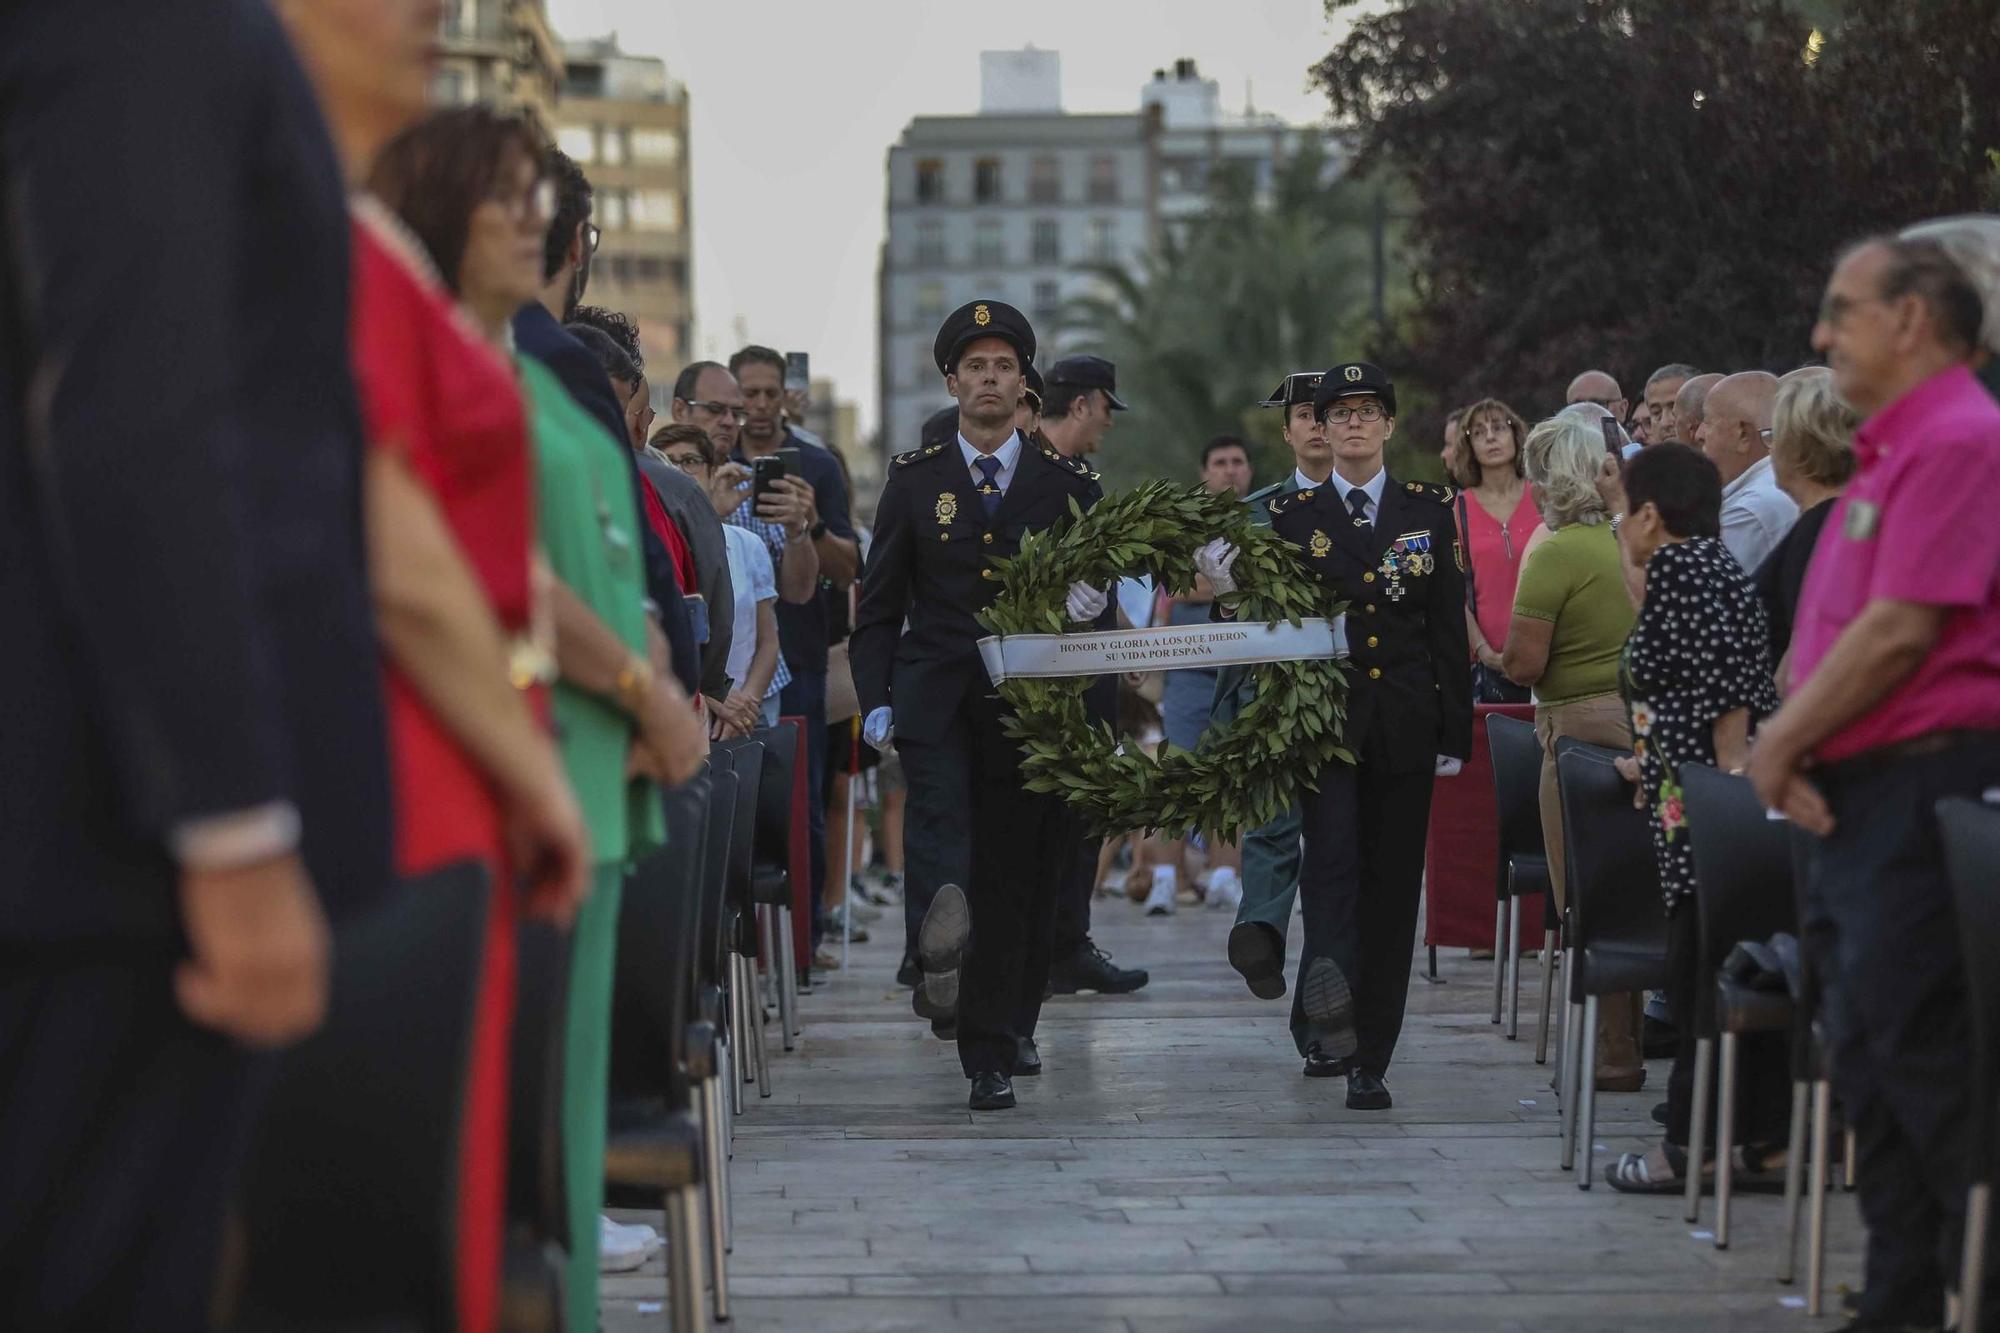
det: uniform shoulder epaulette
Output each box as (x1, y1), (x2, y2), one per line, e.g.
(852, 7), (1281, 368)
(1243, 481), (1287, 506)
(1040, 446), (1097, 481)
(893, 443), (949, 468)
(1403, 480), (1456, 505)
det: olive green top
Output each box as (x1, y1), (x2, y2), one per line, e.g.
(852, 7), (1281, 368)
(1510, 520), (1635, 708)
(518, 355), (665, 866)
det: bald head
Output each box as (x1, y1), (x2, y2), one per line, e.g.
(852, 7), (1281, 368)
(1698, 371), (1780, 485)
(1669, 372), (1723, 444)
(1566, 370), (1628, 425)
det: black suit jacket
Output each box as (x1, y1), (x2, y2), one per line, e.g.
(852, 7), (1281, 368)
(511, 302), (699, 694)
(1269, 476), (1473, 772)
(0, 0), (390, 952)
(852, 438), (1102, 745)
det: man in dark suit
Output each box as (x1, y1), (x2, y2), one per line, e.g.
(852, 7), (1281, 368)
(0, 2), (392, 1324)
(1203, 363), (1471, 1108)
(851, 300), (1105, 1110)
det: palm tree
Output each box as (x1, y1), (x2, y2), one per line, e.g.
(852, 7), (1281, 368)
(1061, 138), (1381, 485)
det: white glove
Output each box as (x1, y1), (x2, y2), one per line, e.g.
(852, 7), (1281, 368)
(1065, 581), (1109, 623)
(1194, 539), (1240, 596)
(1434, 755), (1464, 778)
(863, 707), (894, 751)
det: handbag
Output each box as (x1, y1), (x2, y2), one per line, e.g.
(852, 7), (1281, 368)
(1458, 493), (1532, 705)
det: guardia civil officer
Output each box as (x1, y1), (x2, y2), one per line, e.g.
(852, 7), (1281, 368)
(851, 300), (1106, 1111)
(1198, 362), (1472, 1108)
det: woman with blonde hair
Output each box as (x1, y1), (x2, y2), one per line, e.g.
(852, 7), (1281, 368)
(1501, 412), (1642, 1089)
(1754, 368), (1859, 669)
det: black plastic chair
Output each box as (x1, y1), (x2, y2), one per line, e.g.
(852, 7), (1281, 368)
(750, 722), (803, 1051)
(231, 861), (491, 1331)
(1554, 737), (1668, 1186)
(1940, 795), (2000, 1333)
(1487, 713), (1554, 1051)
(1679, 763), (1797, 1245)
(607, 775), (713, 1333)
(711, 738), (767, 1116)
(503, 919), (572, 1332)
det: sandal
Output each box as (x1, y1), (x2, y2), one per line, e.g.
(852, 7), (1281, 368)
(1605, 1141), (1710, 1193)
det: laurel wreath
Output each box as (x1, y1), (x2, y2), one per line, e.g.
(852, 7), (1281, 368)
(978, 480), (1350, 839)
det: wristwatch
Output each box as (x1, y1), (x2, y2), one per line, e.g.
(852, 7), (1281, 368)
(614, 655), (655, 715)
(808, 519), (828, 541)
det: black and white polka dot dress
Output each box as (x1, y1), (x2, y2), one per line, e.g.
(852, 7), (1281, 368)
(1620, 537), (1781, 911)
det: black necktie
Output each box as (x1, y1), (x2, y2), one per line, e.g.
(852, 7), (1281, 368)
(975, 456), (1003, 517)
(1346, 486), (1371, 533)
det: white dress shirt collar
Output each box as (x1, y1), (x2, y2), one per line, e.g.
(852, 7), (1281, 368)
(958, 430), (1023, 492)
(1329, 465), (1389, 521)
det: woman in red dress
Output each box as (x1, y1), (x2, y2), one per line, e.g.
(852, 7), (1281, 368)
(277, 4), (589, 1331)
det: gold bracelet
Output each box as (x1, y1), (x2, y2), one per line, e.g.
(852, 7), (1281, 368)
(613, 655), (654, 715)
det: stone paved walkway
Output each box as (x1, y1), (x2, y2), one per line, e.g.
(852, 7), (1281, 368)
(606, 887), (1863, 1331)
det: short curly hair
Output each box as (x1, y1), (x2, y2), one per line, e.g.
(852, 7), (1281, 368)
(572, 305), (643, 370)
(1770, 371), (1858, 491)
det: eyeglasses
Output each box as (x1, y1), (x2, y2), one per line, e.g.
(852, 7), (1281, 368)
(1325, 403), (1386, 425)
(683, 400), (746, 421)
(585, 222), (602, 254)
(663, 452), (707, 472)
(1817, 291), (1895, 326)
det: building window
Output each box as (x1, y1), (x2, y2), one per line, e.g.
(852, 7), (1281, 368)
(916, 158), (944, 204)
(629, 129), (679, 164)
(600, 126), (627, 166)
(636, 257), (665, 282)
(1088, 154), (1119, 203)
(629, 189), (681, 232)
(1088, 216), (1117, 262)
(915, 280), (946, 322)
(1032, 279), (1061, 321)
(915, 220), (945, 266)
(434, 67), (469, 105)
(607, 256), (634, 285)
(1030, 218), (1061, 265)
(556, 124), (596, 163)
(919, 344), (940, 387)
(598, 190), (628, 230)
(972, 218), (1003, 266)
(1029, 155), (1060, 203)
(974, 157), (1003, 203)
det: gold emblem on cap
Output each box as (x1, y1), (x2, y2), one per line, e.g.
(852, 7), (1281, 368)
(973, 304), (991, 327)
(936, 492), (959, 526)
(1309, 529), (1332, 559)
(1344, 365), (1363, 383)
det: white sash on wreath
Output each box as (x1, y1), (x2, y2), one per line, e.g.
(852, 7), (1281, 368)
(976, 617), (1347, 685)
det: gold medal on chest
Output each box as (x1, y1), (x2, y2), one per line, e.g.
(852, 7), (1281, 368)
(936, 491), (959, 526)
(1309, 529), (1332, 559)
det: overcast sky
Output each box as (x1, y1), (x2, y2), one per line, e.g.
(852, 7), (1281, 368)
(549, 0), (1359, 435)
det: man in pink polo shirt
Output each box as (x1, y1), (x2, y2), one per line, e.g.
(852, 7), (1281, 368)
(1749, 233), (2000, 1331)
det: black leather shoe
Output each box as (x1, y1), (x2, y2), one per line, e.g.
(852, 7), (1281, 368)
(912, 884), (969, 1022)
(1227, 921), (1286, 1000)
(1300, 956), (1358, 1057)
(896, 952), (921, 989)
(1013, 1037), (1041, 1076)
(1047, 940), (1149, 995)
(1346, 1068), (1393, 1110)
(1302, 1042), (1348, 1079)
(969, 1072), (1015, 1110)
(1651, 1100), (1670, 1126)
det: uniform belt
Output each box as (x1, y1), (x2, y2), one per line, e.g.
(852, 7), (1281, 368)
(1813, 728), (2000, 782)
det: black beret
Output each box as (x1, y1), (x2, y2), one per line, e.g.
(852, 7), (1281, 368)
(934, 299), (1035, 375)
(1312, 361), (1397, 420)
(1045, 354), (1128, 410)
(1258, 371), (1324, 410)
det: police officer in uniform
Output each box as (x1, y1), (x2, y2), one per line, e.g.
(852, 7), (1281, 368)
(852, 300), (1106, 1111)
(1199, 362), (1471, 1108)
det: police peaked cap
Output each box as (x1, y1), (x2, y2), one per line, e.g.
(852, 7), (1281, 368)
(1312, 361), (1398, 420)
(935, 299), (1035, 374)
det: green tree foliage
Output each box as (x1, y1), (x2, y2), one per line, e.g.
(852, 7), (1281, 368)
(1311, 0), (2000, 444)
(1060, 138), (1398, 486)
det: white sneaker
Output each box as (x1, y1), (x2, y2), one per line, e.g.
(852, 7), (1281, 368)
(1143, 866), (1178, 916)
(1206, 866), (1242, 910)
(599, 1215), (658, 1273)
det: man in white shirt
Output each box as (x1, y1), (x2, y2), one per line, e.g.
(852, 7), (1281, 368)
(1698, 370), (1798, 572)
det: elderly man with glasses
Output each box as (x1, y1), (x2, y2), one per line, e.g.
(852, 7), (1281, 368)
(1697, 370), (1797, 573)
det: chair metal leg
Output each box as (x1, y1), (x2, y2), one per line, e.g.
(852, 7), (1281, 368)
(665, 1184), (710, 1333)
(1684, 1036), (1713, 1223)
(1558, 949), (1579, 1171)
(1780, 1080), (1809, 1283)
(775, 908), (800, 1050)
(1715, 1032), (1739, 1250)
(727, 957), (748, 1112)
(1963, 1181), (1990, 1333)
(700, 1077), (731, 1322)
(1534, 928), (1558, 1064)
(1577, 994), (1600, 1190)
(1490, 901), (1508, 1023)
(1845, 1124), (1857, 1191)
(1808, 1078), (1832, 1317)
(1505, 897), (1523, 1040)
(750, 959), (772, 1100)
